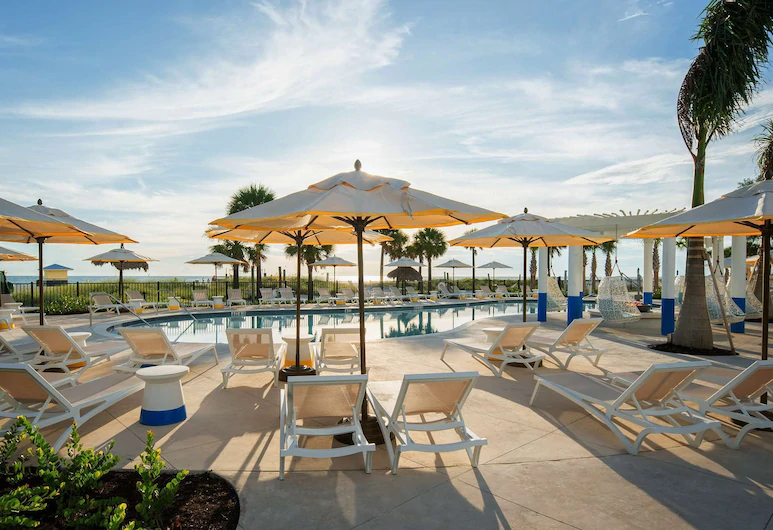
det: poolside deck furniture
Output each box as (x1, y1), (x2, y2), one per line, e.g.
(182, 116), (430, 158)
(441, 322), (545, 377)
(525, 318), (605, 369)
(316, 287), (335, 305)
(475, 286), (496, 299)
(136, 365), (190, 426)
(281, 331), (315, 368)
(368, 287), (392, 304)
(22, 325), (127, 382)
(0, 363), (143, 451)
(259, 288), (280, 305)
(340, 288), (359, 303)
(125, 289), (168, 313)
(0, 333), (40, 362)
(0, 294), (41, 325)
(386, 286), (411, 302)
(227, 288), (247, 307)
(222, 329), (285, 388)
(89, 292), (124, 325)
(495, 285), (517, 299)
(405, 286), (430, 301)
(116, 327), (219, 373)
(437, 282), (462, 299)
(191, 289), (214, 309)
(530, 361), (723, 455)
(277, 288), (296, 304)
(451, 285), (472, 298)
(313, 327), (360, 375)
(279, 374), (375, 480)
(368, 372), (487, 474)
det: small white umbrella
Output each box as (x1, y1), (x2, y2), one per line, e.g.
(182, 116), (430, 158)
(86, 245), (157, 298)
(478, 260), (512, 284)
(187, 252), (245, 280)
(386, 257), (423, 267)
(313, 256), (356, 291)
(0, 246), (37, 262)
(436, 258), (472, 287)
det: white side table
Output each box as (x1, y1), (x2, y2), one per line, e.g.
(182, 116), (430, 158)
(213, 296), (225, 309)
(0, 309), (14, 330)
(282, 332), (315, 368)
(136, 365), (190, 426)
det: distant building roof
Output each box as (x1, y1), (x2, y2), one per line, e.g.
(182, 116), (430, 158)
(43, 264), (73, 271)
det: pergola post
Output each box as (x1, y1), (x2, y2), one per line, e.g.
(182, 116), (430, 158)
(537, 247), (548, 322)
(730, 235), (746, 333)
(661, 238), (676, 336)
(643, 239), (653, 305)
(567, 246), (583, 324)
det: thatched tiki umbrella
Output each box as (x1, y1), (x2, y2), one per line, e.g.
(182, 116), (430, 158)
(211, 160), (504, 441)
(86, 244), (156, 301)
(387, 266), (421, 295)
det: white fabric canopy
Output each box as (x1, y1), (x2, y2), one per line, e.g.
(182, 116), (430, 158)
(386, 257), (423, 267)
(0, 245), (37, 261)
(477, 261), (511, 269)
(436, 259), (472, 268)
(313, 256), (356, 267)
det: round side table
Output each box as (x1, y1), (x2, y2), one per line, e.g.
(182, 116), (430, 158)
(282, 332), (315, 368)
(213, 296), (225, 309)
(136, 365), (190, 426)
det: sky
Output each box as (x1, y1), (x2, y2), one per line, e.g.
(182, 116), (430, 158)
(1, 0), (771, 282)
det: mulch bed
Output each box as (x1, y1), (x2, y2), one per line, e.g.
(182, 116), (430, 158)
(1, 470), (239, 530)
(648, 342), (735, 356)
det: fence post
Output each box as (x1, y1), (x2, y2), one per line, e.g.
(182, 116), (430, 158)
(76, 282), (80, 297)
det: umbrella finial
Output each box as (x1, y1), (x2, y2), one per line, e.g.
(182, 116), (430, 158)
(37, 199), (43, 206)
(524, 207), (528, 214)
(354, 159), (362, 171)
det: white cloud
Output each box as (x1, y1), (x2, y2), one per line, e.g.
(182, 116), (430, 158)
(619, 10), (648, 22)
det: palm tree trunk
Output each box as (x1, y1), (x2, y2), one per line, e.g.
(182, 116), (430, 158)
(591, 249), (597, 294)
(673, 128), (713, 349)
(308, 264), (314, 303)
(427, 259), (432, 294)
(605, 254), (613, 277)
(232, 264), (239, 289)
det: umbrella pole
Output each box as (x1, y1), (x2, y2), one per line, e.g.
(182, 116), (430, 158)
(763, 222), (770, 405)
(119, 263), (124, 304)
(522, 243), (528, 322)
(37, 238), (45, 325)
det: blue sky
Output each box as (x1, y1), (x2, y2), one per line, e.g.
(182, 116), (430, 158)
(0, 0), (769, 281)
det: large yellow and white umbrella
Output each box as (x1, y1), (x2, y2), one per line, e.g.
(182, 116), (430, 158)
(626, 178), (773, 361)
(0, 246), (37, 262)
(210, 160), (504, 432)
(0, 198), (135, 324)
(208, 226), (391, 374)
(85, 245), (157, 299)
(449, 209), (611, 321)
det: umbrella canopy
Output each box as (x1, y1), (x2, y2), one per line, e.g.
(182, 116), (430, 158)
(478, 260), (511, 284)
(388, 266), (421, 282)
(0, 245), (37, 261)
(86, 246), (157, 297)
(312, 256), (356, 267)
(187, 251), (245, 281)
(209, 160), (504, 431)
(436, 259), (471, 268)
(386, 257), (423, 267)
(450, 209), (611, 321)
(625, 178), (773, 362)
(0, 199), (135, 324)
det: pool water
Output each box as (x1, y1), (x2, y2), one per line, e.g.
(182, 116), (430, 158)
(122, 301), (595, 344)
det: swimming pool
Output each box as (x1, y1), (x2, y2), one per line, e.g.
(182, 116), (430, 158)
(119, 301), (596, 344)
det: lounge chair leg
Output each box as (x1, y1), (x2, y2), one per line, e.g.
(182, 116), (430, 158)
(471, 445), (483, 467)
(365, 452), (373, 474)
(222, 372), (229, 389)
(529, 381), (543, 406)
(279, 456), (285, 480)
(440, 343), (448, 360)
(391, 448), (401, 475)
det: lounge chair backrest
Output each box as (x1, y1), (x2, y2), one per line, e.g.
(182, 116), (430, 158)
(615, 362), (710, 406)
(259, 288), (275, 299)
(321, 328), (360, 344)
(481, 286), (493, 294)
(126, 290), (144, 301)
(118, 328), (172, 359)
(557, 318), (602, 346)
(318, 287), (331, 297)
(0, 364), (65, 405)
(23, 326), (80, 356)
(279, 288), (294, 299)
(406, 287), (419, 295)
(342, 288), (356, 297)
(371, 287), (385, 296)
(227, 288), (242, 300)
(393, 372), (478, 417)
(226, 329), (274, 360)
(192, 290), (208, 302)
(497, 323), (540, 350)
(714, 360), (773, 401)
(0, 294), (16, 307)
(91, 293), (114, 306)
(288, 374), (367, 420)
(388, 286), (402, 296)
(437, 283), (451, 294)
(496, 285), (508, 294)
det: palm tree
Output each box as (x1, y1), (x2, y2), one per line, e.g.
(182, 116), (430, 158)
(228, 184), (275, 215)
(377, 229), (408, 288)
(463, 228), (481, 291)
(652, 239), (661, 293)
(673, 0), (773, 350)
(405, 241), (424, 292)
(582, 246), (592, 295)
(285, 245), (333, 302)
(413, 228), (448, 293)
(209, 240), (249, 288)
(599, 241), (617, 278)
(529, 247), (538, 290)
(590, 246), (598, 294)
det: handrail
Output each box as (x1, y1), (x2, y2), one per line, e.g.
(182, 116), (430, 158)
(163, 290), (197, 322)
(90, 292), (152, 327)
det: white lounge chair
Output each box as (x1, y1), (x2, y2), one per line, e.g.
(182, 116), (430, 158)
(0, 293), (41, 325)
(88, 292), (124, 325)
(191, 290), (213, 309)
(369, 287), (392, 304)
(0, 363), (143, 450)
(387, 286), (411, 302)
(530, 361), (723, 455)
(222, 329), (285, 388)
(525, 318), (606, 369)
(125, 289), (168, 313)
(259, 288), (279, 305)
(316, 287), (335, 305)
(437, 282), (462, 299)
(495, 285), (517, 299)
(227, 288), (248, 307)
(451, 285), (472, 297)
(441, 323), (545, 377)
(405, 286), (430, 301)
(313, 328), (361, 374)
(23, 325), (128, 382)
(475, 286), (496, 299)
(368, 372), (487, 474)
(0, 333), (40, 362)
(116, 327), (218, 373)
(277, 288), (296, 304)
(340, 288), (359, 303)
(279, 374), (375, 480)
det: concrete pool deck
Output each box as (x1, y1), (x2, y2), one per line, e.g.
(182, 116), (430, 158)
(3, 308), (773, 529)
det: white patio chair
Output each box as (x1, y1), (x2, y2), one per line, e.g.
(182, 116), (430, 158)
(0, 363), (142, 451)
(313, 328), (360, 375)
(530, 361), (723, 455)
(369, 287), (392, 303)
(277, 288), (296, 304)
(441, 322), (545, 376)
(88, 292), (123, 325)
(316, 287), (334, 305)
(116, 327), (218, 373)
(368, 372), (487, 474)
(259, 288), (279, 305)
(222, 329), (285, 388)
(405, 286), (430, 301)
(22, 326), (128, 382)
(0, 333), (40, 362)
(227, 288), (248, 307)
(191, 289), (213, 309)
(340, 288), (359, 303)
(279, 374), (375, 480)
(125, 289), (168, 313)
(495, 285), (517, 299)
(525, 318), (606, 369)
(387, 286), (411, 302)
(475, 286), (496, 298)
(0, 293), (41, 325)
(437, 282), (462, 299)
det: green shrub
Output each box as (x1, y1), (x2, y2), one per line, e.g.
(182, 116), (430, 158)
(135, 431), (188, 528)
(0, 484), (56, 529)
(44, 294), (90, 315)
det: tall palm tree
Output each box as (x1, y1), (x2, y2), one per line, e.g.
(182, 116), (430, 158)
(590, 246), (598, 294)
(209, 240), (249, 288)
(673, 0), (773, 350)
(463, 228), (481, 291)
(529, 247), (538, 290)
(599, 241), (617, 278)
(285, 244), (333, 302)
(228, 184), (275, 215)
(405, 241), (424, 292)
(376, 229), (408, 288)
(413, 228), (448, 293)
(652, 239), (661, 293)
